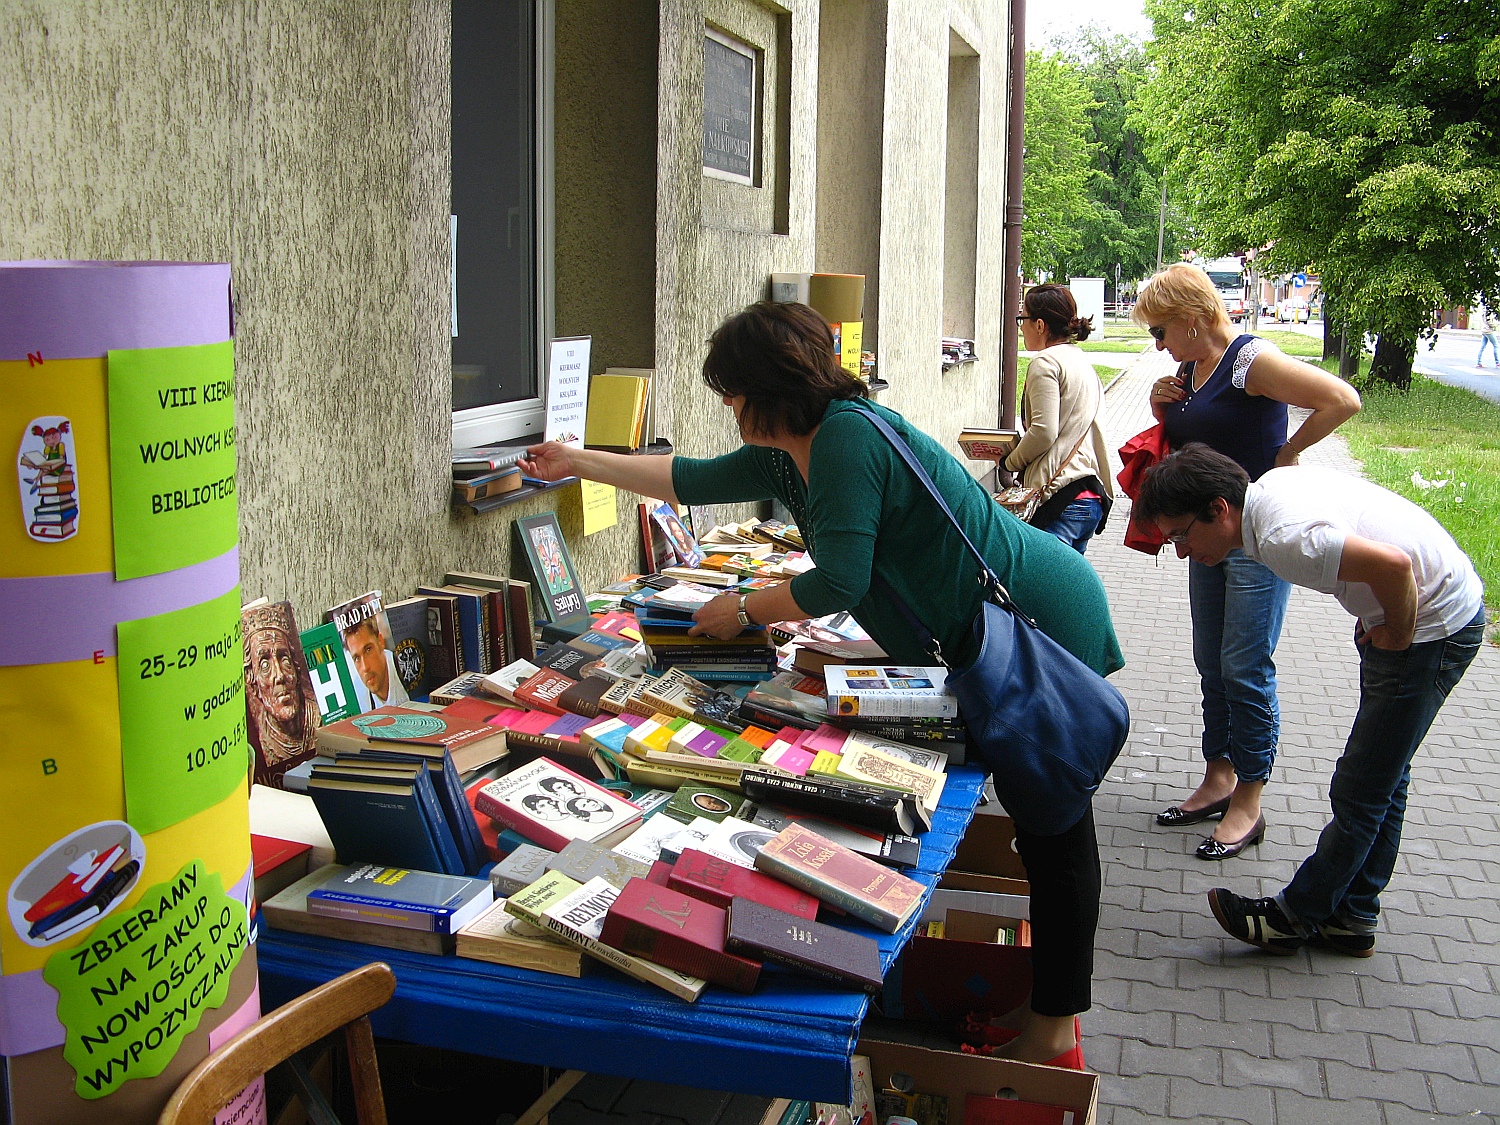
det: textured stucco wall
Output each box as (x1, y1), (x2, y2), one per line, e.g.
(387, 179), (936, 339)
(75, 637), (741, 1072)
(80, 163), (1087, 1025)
(814, 0), (886, 349)
(1, 0), (1011, 628)
(876, 0), (1008, 455)
(656, 0), (817, 468)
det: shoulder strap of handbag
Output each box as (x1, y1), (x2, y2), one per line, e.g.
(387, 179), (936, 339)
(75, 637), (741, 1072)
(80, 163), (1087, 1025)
(1037, 423), (1094, 497)
(847, 405), (1035, 664)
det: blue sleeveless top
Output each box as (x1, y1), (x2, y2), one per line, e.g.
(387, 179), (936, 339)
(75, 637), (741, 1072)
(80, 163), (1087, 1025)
(1162, 334), (1287, 481)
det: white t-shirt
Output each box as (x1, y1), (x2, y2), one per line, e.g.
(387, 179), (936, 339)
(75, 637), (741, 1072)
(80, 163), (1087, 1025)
(1241, 467), (1483, 643)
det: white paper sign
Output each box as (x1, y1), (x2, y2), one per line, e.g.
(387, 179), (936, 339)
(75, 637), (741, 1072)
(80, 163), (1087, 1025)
(545, 336), (591, 448)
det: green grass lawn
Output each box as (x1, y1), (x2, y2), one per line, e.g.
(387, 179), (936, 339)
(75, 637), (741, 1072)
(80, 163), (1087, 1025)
(1254, 327), (1323, 358)
(1094, 364), (1122, 387)
(1322, 360), (1500, 614)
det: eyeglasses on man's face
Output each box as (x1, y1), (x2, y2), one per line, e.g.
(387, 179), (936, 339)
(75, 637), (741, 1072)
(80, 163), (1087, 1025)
(1163, 516), (1199, 545)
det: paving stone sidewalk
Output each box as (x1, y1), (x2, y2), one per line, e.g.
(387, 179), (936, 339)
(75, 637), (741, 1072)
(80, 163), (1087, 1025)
(1085, 348), (1500, 1124)
(547, 347), (1500, 1125)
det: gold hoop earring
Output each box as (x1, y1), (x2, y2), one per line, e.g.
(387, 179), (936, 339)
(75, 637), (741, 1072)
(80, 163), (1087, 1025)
(1189, 326), (1199, 339)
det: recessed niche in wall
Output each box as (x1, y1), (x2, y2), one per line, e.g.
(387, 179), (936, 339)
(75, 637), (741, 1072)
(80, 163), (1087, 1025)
(815, 0), (887, 353)
(943, 28), (981, 346)
(701, 0), (791, 235)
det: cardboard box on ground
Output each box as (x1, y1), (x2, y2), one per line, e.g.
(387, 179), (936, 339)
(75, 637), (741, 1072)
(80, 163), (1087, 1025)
(883, 809), (1034, 1023)
(855, 1040), (1098, 1125)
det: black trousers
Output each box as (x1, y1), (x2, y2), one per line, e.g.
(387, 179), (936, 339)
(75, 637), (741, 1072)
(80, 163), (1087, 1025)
(1013, 806), (1100, 1017)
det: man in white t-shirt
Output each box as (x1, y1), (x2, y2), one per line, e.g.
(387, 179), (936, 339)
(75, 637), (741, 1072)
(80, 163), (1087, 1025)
(1136, 444), (1485, 957)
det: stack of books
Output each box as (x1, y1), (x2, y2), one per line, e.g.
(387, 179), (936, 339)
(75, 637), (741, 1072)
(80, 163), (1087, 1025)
(634, 585), (778, 681)
(25, 460), (78, 538)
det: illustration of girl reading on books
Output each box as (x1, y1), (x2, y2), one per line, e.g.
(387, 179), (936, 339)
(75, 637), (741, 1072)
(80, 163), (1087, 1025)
(17, 415), (79, 542)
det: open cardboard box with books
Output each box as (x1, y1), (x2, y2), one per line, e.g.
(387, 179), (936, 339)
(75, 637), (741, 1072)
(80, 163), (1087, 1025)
(882, 808), (1033, 1022)
(856, 1039), (1097, 1125)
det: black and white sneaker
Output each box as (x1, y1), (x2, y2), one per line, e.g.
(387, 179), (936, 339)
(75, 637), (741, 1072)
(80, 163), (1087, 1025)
(1315, 920), (1376, 958)
(1207, 888), (1305, 955)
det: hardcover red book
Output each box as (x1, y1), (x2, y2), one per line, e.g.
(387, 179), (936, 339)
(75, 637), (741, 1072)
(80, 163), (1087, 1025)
(669, 849), (819, 920)
(646, 860), (674, 886)
(513, 668), (572, 714)
(598, 877), (761, 993)
(250, 834), (312, 879)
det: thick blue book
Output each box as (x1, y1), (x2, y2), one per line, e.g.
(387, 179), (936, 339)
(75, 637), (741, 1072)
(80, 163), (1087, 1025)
(307, 774), (450, 874)
(352, 749), (485, 876)
(306, 864), (493, 933)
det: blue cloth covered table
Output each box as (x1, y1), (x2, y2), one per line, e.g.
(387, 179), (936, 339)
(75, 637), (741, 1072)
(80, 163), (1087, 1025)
(257, 765), (987, 1102)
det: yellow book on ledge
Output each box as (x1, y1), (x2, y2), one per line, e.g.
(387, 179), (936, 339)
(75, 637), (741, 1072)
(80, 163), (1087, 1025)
(585, 374), (648, 450)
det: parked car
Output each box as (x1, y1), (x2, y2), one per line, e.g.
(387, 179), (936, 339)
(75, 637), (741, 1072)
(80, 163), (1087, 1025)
(1276, 297), (1310, 323)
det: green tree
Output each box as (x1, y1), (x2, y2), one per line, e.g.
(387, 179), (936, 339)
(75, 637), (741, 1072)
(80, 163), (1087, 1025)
(1137, 0), (1500, 386)
(1049, 28), (1184, 297)
(1022, 50), (1099, 280)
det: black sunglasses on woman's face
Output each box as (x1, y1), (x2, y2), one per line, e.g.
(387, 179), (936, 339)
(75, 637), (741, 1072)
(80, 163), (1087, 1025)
(1148, 324), (1168, 342)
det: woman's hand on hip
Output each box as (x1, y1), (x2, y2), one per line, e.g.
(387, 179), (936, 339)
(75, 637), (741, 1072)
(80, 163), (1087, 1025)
(1273, 444), (1300, 469)
(518, 442), (576, 482)
(689, 593), (747, 640)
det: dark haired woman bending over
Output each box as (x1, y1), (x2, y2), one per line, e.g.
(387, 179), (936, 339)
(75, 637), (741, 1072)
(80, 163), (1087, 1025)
(1005, 284), (1114, 553)
(522, 301), (1124, 1065)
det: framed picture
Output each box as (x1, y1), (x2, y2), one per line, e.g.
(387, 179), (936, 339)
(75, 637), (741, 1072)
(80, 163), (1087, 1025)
(513, 513), (586, 623)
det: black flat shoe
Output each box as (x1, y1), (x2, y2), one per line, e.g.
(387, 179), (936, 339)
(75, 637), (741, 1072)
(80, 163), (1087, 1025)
(1156, 795), (1232, 826)
(1196, 816), (1266, 860)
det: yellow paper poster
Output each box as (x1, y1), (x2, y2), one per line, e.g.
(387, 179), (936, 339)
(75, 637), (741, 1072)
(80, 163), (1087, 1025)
(580, 479), (618, 535)
(43, 859), (248, 1099)
(117, 588), (250, 835)
(107, 340), (236, 580)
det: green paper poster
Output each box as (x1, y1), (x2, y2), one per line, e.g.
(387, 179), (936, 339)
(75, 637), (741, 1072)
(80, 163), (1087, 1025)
(108, 340), (237, 580)
(117, 588), (250, 834)
(43, 860), (247, 1099)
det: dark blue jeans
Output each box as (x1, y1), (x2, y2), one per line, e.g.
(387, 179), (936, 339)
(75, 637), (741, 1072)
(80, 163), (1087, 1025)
(1280, 610), (1486, 933)
(1189, 551), (1291, 783)
(1036, 497), (1104, 555)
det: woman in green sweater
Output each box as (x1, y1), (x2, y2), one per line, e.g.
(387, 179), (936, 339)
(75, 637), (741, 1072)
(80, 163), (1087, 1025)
(521, 301), (1123, 1065)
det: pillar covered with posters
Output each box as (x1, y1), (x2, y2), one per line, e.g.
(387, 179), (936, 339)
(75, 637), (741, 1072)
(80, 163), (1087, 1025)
(0, 261), (261, 1125)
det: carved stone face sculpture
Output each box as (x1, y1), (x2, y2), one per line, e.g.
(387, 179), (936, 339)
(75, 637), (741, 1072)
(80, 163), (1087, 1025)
(248, 626), (304, 734)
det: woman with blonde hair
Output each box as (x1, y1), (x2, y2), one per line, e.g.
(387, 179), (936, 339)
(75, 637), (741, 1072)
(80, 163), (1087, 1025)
(1005, 284), (1114, 552)
(1134, 263), (1360, 859)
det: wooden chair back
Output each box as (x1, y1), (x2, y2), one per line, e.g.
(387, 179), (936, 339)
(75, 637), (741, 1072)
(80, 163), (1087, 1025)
(158, 961), (397, 1125)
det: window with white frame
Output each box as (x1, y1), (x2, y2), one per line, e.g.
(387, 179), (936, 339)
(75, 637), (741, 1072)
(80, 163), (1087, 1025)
(451, 0), (554, 447)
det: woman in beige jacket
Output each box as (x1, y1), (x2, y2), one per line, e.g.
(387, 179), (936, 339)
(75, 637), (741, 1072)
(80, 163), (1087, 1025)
(1004, 284), (1114, 552)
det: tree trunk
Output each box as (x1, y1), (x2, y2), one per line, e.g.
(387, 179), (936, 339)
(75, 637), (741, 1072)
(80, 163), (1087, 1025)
(1369, 332), (1415, 390)
(1322, 295), (1340, 361)
(1339, 327), (1362, 379)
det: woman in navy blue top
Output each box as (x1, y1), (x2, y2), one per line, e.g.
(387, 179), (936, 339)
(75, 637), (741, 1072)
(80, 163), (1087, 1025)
(1133, 264), (1360, 859)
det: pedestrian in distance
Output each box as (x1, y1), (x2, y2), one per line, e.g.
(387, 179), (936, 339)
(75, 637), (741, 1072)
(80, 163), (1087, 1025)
(1473, 300), (1499, 368)
(1006, 284), (1115, 553)
(1133, 263), (1361, 860)
(1135, 444), (1485, 957)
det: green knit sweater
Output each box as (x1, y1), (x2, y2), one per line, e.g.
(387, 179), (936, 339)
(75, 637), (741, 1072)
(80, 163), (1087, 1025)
(671, 399), (1125, 676)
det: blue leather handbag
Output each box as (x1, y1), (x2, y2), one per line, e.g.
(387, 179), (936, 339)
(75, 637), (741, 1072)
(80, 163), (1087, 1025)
(853, 406), (1130, 836)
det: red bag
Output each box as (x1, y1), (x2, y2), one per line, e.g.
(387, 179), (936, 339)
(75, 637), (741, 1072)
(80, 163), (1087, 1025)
(1116, 422), (1170, 555)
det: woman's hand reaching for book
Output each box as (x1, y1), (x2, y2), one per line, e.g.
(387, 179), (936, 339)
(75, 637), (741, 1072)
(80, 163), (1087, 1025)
(519, 442), (576, 482)
(689, 593), (747, 640)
